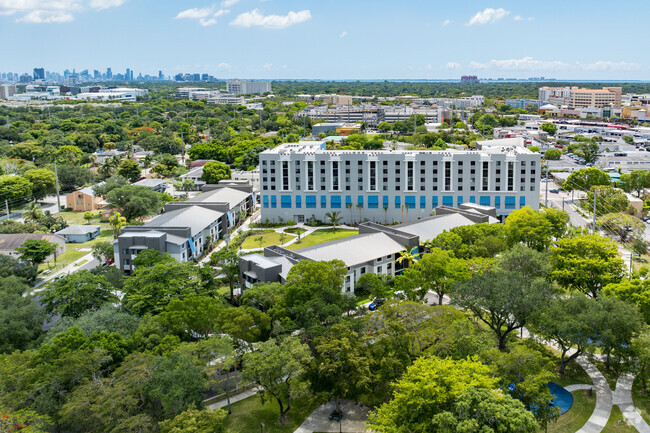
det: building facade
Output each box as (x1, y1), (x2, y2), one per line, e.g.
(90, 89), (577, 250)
(259, 142), (540, 224)
(226, 79), (272, 95)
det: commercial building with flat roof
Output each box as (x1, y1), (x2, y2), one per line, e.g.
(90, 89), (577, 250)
(226, 79), (271, 95)
(259, 140), (540, 224)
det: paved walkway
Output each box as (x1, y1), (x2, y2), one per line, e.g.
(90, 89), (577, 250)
(32, 251), (95, 291)
(613, 373), (650, 433)
(293, 400), (369, 433)
(206, 386), (261, 410)
(575, 357), (613, 433)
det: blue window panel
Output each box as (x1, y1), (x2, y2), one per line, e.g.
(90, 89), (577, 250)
(281, 195), (291, 209)
(270, 196), (277, 209)
(296, 195), (302, 209)
(383, 196), (389, 208)
(320, 196), (327, 209)
(306, 196), (316, 209)
(520, 196), (526, 207)
(443, 196), (453, 207)
(405, 196), (416, 209)
(480, 196), (491, 206)
(457, 196), (463, 206)
(331, 196), (342, 209)
(358, 195), (364, 206)
(432, 196), (439, 208)
(495, 196), (501, 209)
(470, 196), (476, 204)
(346, 195), (352, 206)
(368, 196), (379, 209)
(395, 196), (401, 209)
(262, 195), (269, 209)
(420, 196), (426, 209)
(505, 196), (516, 209)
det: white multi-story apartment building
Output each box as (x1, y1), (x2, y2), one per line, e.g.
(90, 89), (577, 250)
(226, 79), (272, 95)
(539, 86), (621, 109)
(259, 141), (540, 224)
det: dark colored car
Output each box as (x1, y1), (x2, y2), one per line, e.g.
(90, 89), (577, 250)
(369, 298), (385, 311)
(549, 189), (559, 194)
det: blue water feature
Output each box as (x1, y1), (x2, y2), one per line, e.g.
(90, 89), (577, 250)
(547, 382), (573, 415)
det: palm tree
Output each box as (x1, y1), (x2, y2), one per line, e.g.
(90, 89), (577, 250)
(23, 203), (44, 223)
(109, 211), (127, 238)
(383, 205), (389, 225)
(346, 202), (354, 225)
(356, 203), (363, 223)
(396, 246), (416, 268)
(326, 211), (342, 232)
(401, 204), (405, 223)
(88, 153), (98, 168)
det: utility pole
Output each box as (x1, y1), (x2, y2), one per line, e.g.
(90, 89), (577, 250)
(592, 188), (598, 234)
(54, 160), (61, 211)
(545, 164), (549, 207)
(5, 199), (8, 217)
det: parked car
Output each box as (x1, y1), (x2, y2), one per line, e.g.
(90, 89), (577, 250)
(368, 298), (385, 311)
(549, 189), (559, 194)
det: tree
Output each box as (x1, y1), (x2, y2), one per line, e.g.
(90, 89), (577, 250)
(201, 161), (231, 184)
(325, 210), (342, 231)
(106, 185), (162, 221)
(430, 387), (538, 433)
(543, 208), (570, 239)
(214, 307), (271, 346)
(604, 278), (650, 323)
(505, 206), (552, 251)
(23, 169), (56, 199)
(22, 203), (44, 223)
(0, 408), (51, 433)
(452, 269), (554, 350)
(56, 145), (83, 165)
(133, 249), (175, 268)
(377, 121), (391, 132)
(109, 211), (127, 238)
(117, 158), (142, 183)
(159, 406), (227, 433)
(0, 175), (32, 203)
(43, 271), (118, 319)
(16, 239), (57, 266)
(619, 170), (650, 197)
(241, 337), (311, 423)
(530, 295), (603, 374)
(562, 167), (610, 192)
(0, 276), (44, 354)
(597, 213), (644, 242)
(308, 324), (372, 412)
(414, 249), (470, 305)
(92, 175), (129, 196)
(161, 296), (223, 339)
(597, 295), (644, 370)
(551, 234), (625, 298)
(540, 122), (557, 136)
(586, 185), (629, 217)
(544, 148), (561, 160)
(0, 254), (38, 284)
(209, 249), (240, 301)
(354, 273), (392, 300)
(369, 356), (498, 433)
(83, 211), (96, 224)
(632, 329), (650, 394)
(623, 135), (635, 145)
(123, 262), (206, 315)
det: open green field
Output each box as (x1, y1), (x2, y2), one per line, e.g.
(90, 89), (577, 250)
(224, 395), (319, 433)
(241, 231), (295, 249)
(59, 211), (111, 229)
(285, 228), (358, 250)
(602, 405), (636, 432)
(544, 390), (596, 433)
(633, 376), (650, 425)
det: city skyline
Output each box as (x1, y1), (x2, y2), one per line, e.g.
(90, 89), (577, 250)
(0, 0), (648, 80)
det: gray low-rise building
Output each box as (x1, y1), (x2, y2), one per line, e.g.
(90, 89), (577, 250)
(133, 178), (166, 192)
(56, 225), (101, 243)
(240, 205), (496, 294)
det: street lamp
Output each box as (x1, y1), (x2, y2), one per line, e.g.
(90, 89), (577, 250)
(260, 422), (264, 433)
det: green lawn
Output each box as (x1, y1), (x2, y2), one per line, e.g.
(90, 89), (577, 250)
(284, 227), (307, 235)
(285, 229), (359, 250)
(632, 376), (650, 425)
(59, 211), (111, 229)
(223, 395), (319, 433)
(38, 230), (114, 274)
(241, 231), (295, 249)
(554, 360), (593, 388)
(602, 405), (636, 433)
(544, 390), (596, 433)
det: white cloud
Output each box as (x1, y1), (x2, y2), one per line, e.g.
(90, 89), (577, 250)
(263, 63), (272, 70)
(89, 0), (125, 10)
(175, 7), (229, 26)
(230, 8), (311, 29)
(467, 8), (509, 25)
(339, 30), (347, 38)
(442, 19), (450, 26)
(469, 57), (568, 71)
(580, 61), (640, 71)
(513, 15), (534, 21)
(216, 62), (231, 70)
(175, 7), (213, 20)
(444, 62), (462, 70)
(17, 9), (73, 22)
(221, 0), (239, 6)
(0, 0), (124, 22)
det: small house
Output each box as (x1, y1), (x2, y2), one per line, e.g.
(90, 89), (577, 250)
(56, 225), (102, 243)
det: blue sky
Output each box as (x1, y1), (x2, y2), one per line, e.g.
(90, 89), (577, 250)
(0, 0), (647, 80)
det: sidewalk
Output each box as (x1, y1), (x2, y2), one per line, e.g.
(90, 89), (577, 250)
(33, 251), (95, 292)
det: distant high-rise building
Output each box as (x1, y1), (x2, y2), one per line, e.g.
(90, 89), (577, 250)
(158, 70), (164, 80)
(94, 70), (101, 79)
(461, 75), (479, 83)
(19, 73), (32, 83)
(106, 67), (112, 79)
(33, 68), (45, 80)
(192, 73), (201, 81)
(125, 68), (131, 81)
(226, 79), (272, 95)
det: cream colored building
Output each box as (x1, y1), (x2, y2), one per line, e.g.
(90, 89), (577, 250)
(570, 87), (621, 109)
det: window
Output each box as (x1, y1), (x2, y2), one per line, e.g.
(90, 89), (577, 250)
(395, 196), (401, 209)
(263, 195), (269, 208)
(331, 161), (340, 190)
(406, 161), (414, 191)
(377, 266), (382, 273)
(270, 196), (277, 208)
(444, 161), (452, 191)
(432, 196), (439, 208)
(281, 161), (290, 190)
(358, 195), (364, 206)
(383, 196), (389, 209)
(331, 196), (342, 208)
(480, 196), (490, 206)
(443, 196), (453, 206)
(420, 196), (426, 209)
(368, 196), (379, 209)
(306, 196), (317, 208)
(296, 196), (302, 208)
(457, 196), (463, 206)
(321, 196), (327, 209)
(405, 196), (415, 209)
(520, 196), (526, 207)
(505, 196), (516, 209)
(495, 196), (501, 209)
(280, 195), (291, 209)
(369, 161), (377, 191)
(307, 161), (315, 190)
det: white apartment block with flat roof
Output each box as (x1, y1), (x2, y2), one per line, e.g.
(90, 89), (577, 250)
(226, 79), (272, 95)
(259, 141), (540, 224)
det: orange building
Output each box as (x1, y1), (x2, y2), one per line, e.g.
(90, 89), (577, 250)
(65, 185), (106, 211)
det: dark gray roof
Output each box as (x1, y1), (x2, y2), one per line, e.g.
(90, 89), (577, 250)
(56, 225), (101, 235)
(295, 232), (403, 267)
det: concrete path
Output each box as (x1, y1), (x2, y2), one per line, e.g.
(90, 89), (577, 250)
(565, 384), (596, 392)
(574, 357), (612, 433)
(205, 386), (261, 410)
(613, 373), (650, 433)
(33, 251), (95, 291)
(293, 400), (369, 433)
